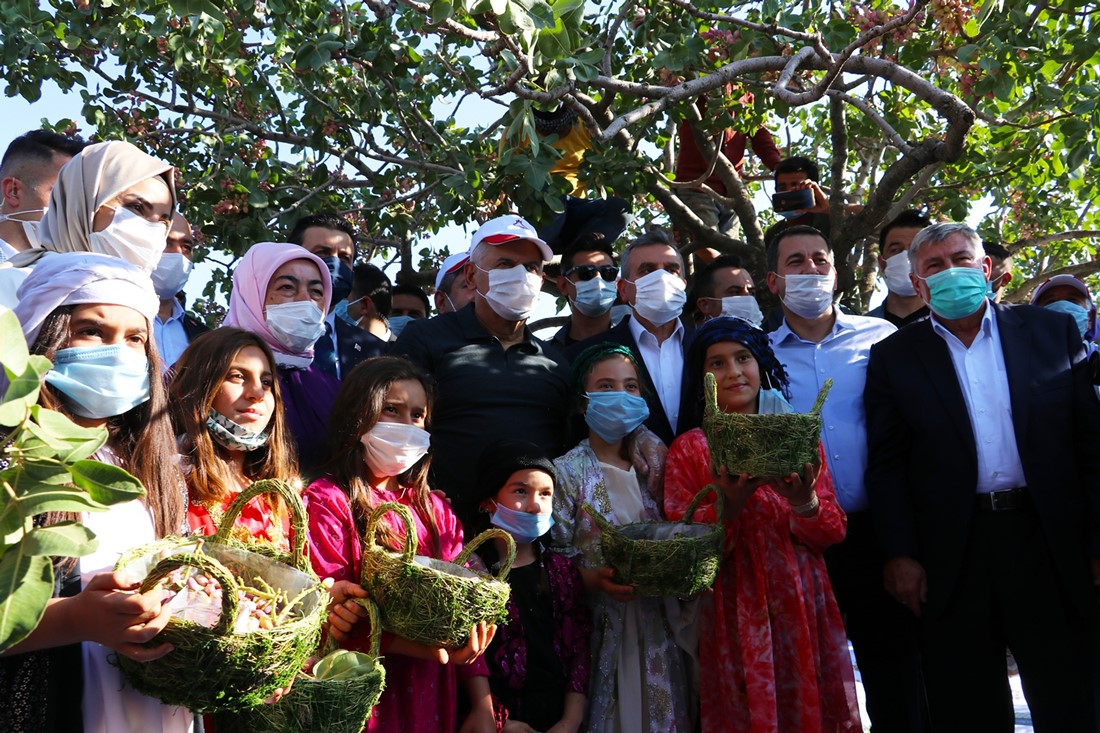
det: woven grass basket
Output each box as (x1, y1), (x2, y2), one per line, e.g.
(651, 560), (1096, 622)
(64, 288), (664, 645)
(360, 501), (515, 649)
(217, 599), (387, 733)
(703, 372), (833, 478)
(114, 480), (326, 713)
(583, 484), (724, 597)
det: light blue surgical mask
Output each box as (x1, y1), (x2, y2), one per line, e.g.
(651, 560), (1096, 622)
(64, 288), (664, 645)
(757, 388), (794, 415)
(1044, 300), (1091, 340)
(388, 315), (415, 338)
(490, 502), (555, 544)
(572, 278), (616, 317)
(584, 391), (650, 442)
(334, 297), (364, 327)
(920, 267), (987, 320)
(44, 344), (151, 419)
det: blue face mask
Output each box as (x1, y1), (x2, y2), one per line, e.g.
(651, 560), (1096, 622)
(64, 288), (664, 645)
(44, 344), (151, 419)
(334, 297), (363, 327)
(584, 391), (650, 442)
(388, 315), (414, 338)
(321, 256), (353, 307)
(757, 388), (794, 415)
(1045, 300), (1091, 340)
(920, 267), (988, 320)
(490, 502), (555, 544)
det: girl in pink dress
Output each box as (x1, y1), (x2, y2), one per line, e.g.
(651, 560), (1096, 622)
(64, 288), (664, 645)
(663, 317), (861, 733)
(304, 356), (499, 733)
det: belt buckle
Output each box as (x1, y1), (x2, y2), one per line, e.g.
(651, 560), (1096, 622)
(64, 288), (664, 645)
(988, 490), (1014, 511)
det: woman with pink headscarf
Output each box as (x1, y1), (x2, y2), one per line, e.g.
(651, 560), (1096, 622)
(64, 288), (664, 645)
(223, 242), (340, 475)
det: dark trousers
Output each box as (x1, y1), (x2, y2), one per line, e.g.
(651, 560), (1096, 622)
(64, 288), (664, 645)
(920, 505), (1094, 733)
(825, 511), (929, 733)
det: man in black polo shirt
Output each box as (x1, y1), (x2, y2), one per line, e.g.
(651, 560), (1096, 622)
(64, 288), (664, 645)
(391, 215), (569, 528)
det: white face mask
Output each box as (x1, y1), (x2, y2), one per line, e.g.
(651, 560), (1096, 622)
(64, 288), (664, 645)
(361, 421), (431, 478)
(88, 206), (169, 272)
(264, 300), (326, 354)
(0, 209), (46, 248)
(151, 252), (193, 299)
(711, 295), (764, 326)
(628, 269), (686, 326)
(779, 272), (835, 319)
(883, 252), (917, 297)
(477, 264), (543, 321)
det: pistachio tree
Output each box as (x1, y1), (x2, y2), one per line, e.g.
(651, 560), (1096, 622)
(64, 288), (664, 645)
(1, 0), (1096, 310)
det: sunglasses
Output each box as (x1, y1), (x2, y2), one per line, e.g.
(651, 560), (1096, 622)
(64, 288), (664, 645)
(564, 264), (619, 282)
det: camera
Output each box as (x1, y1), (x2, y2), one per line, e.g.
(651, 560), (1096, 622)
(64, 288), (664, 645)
(772, 189), (815, 212)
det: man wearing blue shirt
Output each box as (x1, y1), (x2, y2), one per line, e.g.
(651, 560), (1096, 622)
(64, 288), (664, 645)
(767, 225), (927, 733)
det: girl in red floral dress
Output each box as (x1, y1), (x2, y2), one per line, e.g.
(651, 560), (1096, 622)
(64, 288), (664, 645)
(169, 327), (298, 548)
(664, 317), (861, 733)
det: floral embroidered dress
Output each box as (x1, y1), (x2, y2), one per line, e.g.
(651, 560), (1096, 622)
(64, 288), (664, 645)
(551, 441), (696, 733)
(304, 476), (489, 733)
(187, 490), (290, 550)
(664, 430), (861, 733)
(485, 544), (593, 730)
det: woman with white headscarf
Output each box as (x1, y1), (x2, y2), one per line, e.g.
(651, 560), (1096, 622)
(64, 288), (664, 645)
(223, 241), (338, 476)
(0, 140), (176, 309)
(1, 252), (191, 733)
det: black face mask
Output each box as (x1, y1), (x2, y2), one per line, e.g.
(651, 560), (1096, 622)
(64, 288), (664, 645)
(322, 256), (354, 306)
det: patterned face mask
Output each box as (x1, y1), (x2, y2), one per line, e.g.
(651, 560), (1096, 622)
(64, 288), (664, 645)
(206, 409), (270, 452)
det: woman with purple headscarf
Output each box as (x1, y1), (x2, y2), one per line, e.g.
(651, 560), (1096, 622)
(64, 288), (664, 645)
(223, 242), (339, 475)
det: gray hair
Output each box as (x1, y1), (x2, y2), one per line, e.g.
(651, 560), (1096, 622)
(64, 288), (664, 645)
(620, 228), (684, 280)
(908, 222), (983, 269)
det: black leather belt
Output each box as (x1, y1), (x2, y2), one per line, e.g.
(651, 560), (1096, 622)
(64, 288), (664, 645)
(975, 488), (1029, 512)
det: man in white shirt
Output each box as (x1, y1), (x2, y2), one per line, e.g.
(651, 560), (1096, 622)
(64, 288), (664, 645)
(766, 225), (928, 732)
(865, 222), (1100, 731)
(0, 130), (86, 261)
(567, 228), (690, 447)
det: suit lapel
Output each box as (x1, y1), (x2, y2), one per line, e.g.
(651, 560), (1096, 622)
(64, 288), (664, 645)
(992, 304), (1030, 441)
(913, 320), (976, 455)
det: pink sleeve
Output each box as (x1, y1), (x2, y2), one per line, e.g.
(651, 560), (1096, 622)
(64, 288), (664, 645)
(304, 478), (361, 583)
(432, 493), (467, 563)
(664, 431), (718, 523)
(788, 443), (847, 552)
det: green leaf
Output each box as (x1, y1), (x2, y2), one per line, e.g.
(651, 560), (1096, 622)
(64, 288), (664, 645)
(0, 552), (52, 655)
(21, 522), (98, 557)
(430, 0), (453, 24)
(0, 356), (50, 427)
(68, 460), (146, 505)
(0, 309), (28, 375)
(1066, 143), (1090, 173)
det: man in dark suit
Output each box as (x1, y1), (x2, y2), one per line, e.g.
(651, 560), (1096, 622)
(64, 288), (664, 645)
(567, 228), (692, 447)
(288, 212), (382, 378)
(152, 213), (207, 370)
(865, 222), (1100, 732)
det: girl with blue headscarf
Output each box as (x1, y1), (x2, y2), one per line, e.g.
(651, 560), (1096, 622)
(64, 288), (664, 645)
(664, 317), (861, 733)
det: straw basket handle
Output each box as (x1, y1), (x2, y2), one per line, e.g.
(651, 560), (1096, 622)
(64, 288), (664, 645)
(454, 528), (516, 581)
(581, 502), (616, 536)
(809, 378), (834, 415)
(211, 479), (311, 573)
(364, 502), (418, 563)
(703, 372), (720, 418)
(138, 552), (240, 636)
(684, 483), (724, 524)
(348, 596), (385, 658)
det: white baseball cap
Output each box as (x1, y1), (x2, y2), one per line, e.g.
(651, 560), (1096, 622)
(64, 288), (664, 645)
(470, 215), (553, 262)
(434, 251), (470, 291)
